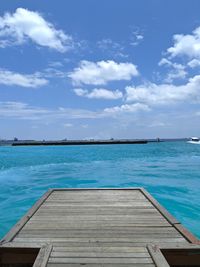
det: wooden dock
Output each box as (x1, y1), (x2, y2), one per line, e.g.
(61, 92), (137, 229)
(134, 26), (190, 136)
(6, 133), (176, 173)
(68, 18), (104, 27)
(1, 188), (200, 266)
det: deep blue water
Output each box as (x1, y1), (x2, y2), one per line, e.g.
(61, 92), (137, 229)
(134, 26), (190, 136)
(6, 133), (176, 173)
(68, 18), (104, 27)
(0, 141), (200, 239)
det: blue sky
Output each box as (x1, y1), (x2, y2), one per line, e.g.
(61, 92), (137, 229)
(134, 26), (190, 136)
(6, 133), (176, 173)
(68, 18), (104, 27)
(0, 0), (200, 140)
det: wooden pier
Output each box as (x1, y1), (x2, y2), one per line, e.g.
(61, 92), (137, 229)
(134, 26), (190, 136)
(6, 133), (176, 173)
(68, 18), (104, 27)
(1, 188), (200, 266)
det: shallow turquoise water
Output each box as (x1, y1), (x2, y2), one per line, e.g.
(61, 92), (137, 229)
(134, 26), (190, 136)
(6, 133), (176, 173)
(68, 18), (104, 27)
(0, 141), (200, 239)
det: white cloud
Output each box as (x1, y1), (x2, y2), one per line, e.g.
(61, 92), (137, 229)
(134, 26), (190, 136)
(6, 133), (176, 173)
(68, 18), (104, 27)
(104, 103), (150, 114)
(130, 29), (144, 46)
(167, 26), (200, 59)
(125, 75), (200, 105)
(0, 101), (102, 120)
(187, 59), (200, 68)
(0, 8), (72, 52)
(165, 69), (187, 83)
(68, 60), (139, 85)
(136, 35), (144, 40)
(0, 101), (151, 122)
(97, 39), (121, 50)
(0, 102), (49, 118)
(74, 88), (123, 99)
(48, 61), (64, 68)
(158, 58), (187, 82)
(0, 69), (48, 87)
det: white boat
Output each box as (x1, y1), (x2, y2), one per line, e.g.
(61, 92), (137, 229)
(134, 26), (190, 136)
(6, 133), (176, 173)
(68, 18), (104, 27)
(188, 137), (200, 144)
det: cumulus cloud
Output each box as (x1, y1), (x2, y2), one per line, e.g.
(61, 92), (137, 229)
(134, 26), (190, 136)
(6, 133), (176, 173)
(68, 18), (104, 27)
(104, 103), (150, 114)
(0, 69), (48, 87)
(0, 8), (72, 52)
(167, 26), (200, 59)
(74, 88), (123, 99)
(158, 26), (200, 81)
(68, 60), (139, 85)
(187, 59), (200, 68)
(125, 75), (200, 105)
(159, 58), (187, 82)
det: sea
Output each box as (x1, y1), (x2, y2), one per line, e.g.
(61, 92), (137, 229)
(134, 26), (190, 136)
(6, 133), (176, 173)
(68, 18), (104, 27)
(0, 141), (200, 239)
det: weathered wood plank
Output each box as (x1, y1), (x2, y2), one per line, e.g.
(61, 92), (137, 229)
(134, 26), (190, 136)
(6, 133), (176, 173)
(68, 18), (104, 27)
(21, 227), (176, 234)
(33, 245), (52, 267)
(30, 214), (166, 220)
(48, 257), (153, 264)
(17, 233), (183, 239)
(52, 247), (148, 253)
(41, 204), (152, 209)
(147, 245), (170, 267)
(47, 264), (155, 267)
(34, 211), (161, 216)
(34, 207), (160, 213)
(26, 221), (171, 227)
(50, 251), (150, 258)
(13, 237), (187, 243)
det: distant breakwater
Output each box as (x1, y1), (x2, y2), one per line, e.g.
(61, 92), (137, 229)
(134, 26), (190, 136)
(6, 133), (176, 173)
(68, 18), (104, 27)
(12, 139), (148, 146)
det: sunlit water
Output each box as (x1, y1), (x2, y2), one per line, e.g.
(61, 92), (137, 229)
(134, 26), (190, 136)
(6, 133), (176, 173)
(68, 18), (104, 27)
(0, 141), (200, 239)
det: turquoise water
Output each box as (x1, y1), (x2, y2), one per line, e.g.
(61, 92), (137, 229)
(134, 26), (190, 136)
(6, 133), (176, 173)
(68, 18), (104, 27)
(0, 141), (200, 239)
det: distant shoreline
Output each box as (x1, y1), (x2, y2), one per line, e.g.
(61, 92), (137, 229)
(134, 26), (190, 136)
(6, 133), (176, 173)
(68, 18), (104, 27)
(0, 138), (188, 146)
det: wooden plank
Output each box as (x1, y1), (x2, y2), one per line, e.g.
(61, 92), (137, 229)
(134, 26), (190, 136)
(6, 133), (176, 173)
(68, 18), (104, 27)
(50, 251), (150, 258)
(27, 220), (168, 226)
(49, 191), (144, 196)
(45, 201), (148, 207)
(21, 227), (176, 234)
(15, 239), (185, 244)
(30, 215), (166, 220)
(50, 242), (195, 248)
(147, 245), (170, 267)
(52, 247), (148, 253)
(48, 190), (146, 201)
(34, 211), (160, 216)
(36, 206), (157, 210)
(47, 196), (147, 201)
(47, 264), (156, 267)
(17, 233), (183, 239)
(42, 202), (152, 207)
(35, 208), (159, 214)
(33, 245), (52, 267)
(48, 257), (154, 264)
(50, 188), (143, 193)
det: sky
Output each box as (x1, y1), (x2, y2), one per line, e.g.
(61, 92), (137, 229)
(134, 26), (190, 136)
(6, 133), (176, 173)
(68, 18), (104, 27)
(0, 0), (200, 140)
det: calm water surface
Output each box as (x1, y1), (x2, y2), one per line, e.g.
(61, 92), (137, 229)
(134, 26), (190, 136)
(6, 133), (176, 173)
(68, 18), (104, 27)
(0, 141), (200, 239)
